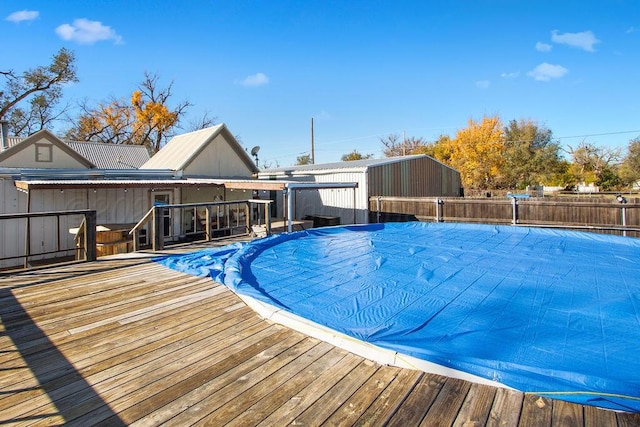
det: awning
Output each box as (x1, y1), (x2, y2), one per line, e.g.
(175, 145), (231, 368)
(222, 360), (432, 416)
(14, 178), (357, 192)
(14, 178), (226, 191)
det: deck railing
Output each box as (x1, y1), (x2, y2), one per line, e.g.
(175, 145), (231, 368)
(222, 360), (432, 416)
(0, 209), (97, 270)
(130, 199), (273, 251)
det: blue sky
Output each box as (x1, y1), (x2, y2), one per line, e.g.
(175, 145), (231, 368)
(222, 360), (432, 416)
(2, 1), (639, 166)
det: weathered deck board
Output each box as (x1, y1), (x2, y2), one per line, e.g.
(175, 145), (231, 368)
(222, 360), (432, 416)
(0, 243), (636, 426)
(453, 383), (497, 426)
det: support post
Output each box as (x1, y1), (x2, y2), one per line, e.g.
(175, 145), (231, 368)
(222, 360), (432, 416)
(55, 215), (60, 254)
(152, 206), (164, 250)
(205, 207), (211, 241)
(511, 197), (518, 225)
(287, 187), (294, 233)
(24, 190), (31, 269)
(353, 188), (357, 224)
(282, 189), (288, 227)
(435, 198), (441, 222)
(132, 228), (139, 252)
(245, 202), (251, 233)
(621, 206), (627, 237)
(265, 202), (272, 235)
(84, 211), (97, 262)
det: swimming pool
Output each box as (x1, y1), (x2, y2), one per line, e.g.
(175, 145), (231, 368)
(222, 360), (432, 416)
(157, 222), (640, 412)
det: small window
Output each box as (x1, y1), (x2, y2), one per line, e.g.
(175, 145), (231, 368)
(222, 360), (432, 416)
(35, 144), (53, 162)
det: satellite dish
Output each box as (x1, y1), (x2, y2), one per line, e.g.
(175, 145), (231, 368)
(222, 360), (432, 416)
(251, 146), (260, 156)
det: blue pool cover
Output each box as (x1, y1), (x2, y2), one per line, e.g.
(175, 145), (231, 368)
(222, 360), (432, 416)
(157, 222), (640, 412)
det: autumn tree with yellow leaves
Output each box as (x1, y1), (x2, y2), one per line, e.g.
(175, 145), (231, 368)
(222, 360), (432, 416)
(380, 116), (507, 189)
(66, 72), (192, 152)
(437, 115), (506, 190)
(381, 116), (571, 190)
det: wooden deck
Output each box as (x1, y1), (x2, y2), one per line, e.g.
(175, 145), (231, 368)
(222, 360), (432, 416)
(0, 242), (638, 426)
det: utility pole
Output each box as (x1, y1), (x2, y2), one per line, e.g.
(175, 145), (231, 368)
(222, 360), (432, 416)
(402, 130), (406, 156)
(311, 117), (315, 164)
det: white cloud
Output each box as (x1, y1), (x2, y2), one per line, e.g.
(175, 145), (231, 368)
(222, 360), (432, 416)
(626, 26), (638, 34)
(527, 62), (568, 81)
(551, 30), (600, 52)
(501, 71), (520, 79)
(535, 42), (552, 52)
(6, 10), (39, 23)
(55, 18), (123, 45)
(239, 72), (269, 87)
(475, 80), (490, 89)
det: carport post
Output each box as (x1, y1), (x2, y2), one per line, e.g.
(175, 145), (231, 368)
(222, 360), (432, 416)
(287, 187), (294, 233)
(511, 197), (518, 225)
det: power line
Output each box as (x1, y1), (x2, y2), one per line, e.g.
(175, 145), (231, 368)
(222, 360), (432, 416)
(261, 128), (640, 166)
(557, 129), (640, 140)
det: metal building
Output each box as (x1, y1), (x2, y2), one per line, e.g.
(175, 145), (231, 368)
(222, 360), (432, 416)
(257, 155), (462, 225)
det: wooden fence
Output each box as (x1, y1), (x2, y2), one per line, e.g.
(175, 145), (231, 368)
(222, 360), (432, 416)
(369, 196), (640, 238)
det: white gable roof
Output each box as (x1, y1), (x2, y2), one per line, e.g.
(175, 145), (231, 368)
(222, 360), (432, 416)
(140, 124), (258, 176)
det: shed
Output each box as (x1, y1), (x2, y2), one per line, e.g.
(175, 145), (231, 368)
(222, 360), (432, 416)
(258, 155), (462, 224)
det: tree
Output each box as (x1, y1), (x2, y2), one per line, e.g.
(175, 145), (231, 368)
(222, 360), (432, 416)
(132, 72), (190, 152)
(380, 134), (429, 157)
(296, 154), (312, 165)
(0, 48), (77, 136)
(501, 119), (564, 189)
(418, 135), (453, 163)
(186, 110), (217, 132)
(619, 137), (640, 186)
(341, 150), (373, 161)
(68, 97), (132, 144)
(66, 72), (190, 152)
(442, 115), (506, 189)
(567, 141), (621, 190)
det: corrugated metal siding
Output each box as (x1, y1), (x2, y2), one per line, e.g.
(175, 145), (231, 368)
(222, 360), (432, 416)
(368, 156), (460, 197)
(263, 156), (461, 226)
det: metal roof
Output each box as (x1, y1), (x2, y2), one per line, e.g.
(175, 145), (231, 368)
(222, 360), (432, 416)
(65, 141), (151, 169)
(259, 155), (428, 175)
(2, 133), (151, 169)
(140, 124), (259, 173)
